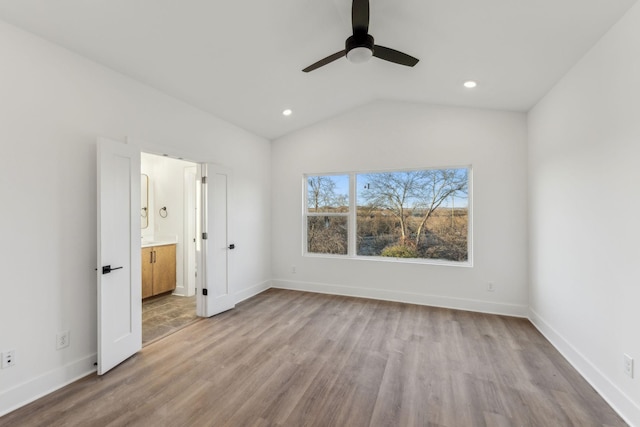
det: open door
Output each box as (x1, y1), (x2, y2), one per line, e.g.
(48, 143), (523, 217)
(197, 164), (235, 317)
(97, 138), (141, 375)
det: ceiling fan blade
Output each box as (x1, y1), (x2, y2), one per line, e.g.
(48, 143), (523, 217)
(352, 0), (370, 34)
(373, 45), (419, 67)
(302, 50), (346, 72)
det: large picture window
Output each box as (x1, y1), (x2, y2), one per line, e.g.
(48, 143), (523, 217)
(304, 167), (471, 264)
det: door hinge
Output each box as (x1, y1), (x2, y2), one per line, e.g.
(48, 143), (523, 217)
(202, 288), (208, 296)
(202, 176), (207, 184)
(202, 232), (208, 240)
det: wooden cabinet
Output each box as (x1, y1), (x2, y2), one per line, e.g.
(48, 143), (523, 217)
(142, 244), (176, 299)
(142, 247), (154, 298)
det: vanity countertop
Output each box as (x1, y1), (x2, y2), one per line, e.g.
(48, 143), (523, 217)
(141, 239), (177, 248)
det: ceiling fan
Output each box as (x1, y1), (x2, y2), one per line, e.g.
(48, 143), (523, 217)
(302, 0), (419, 73)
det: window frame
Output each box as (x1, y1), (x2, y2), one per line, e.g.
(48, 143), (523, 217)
(303, 166), (473, 267)
(303, 173), (352, 257)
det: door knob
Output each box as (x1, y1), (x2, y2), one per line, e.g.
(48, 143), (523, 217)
(102, 265), (123, 274)
(228, 244), (235, 250)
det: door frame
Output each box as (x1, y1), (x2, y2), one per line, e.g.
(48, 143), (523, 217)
(183, 165), (198, 297)
(135, 141), (233, 318)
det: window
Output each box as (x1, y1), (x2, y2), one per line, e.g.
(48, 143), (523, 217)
(305, 175), (349, 254)
(304, 167), (470, 264)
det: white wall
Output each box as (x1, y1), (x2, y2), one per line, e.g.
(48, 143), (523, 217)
(0, 20), (271, 415)
(272, 101), (528, 316)
(528, 2), (640, 424)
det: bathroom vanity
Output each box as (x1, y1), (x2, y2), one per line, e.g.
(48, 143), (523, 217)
(141, 242), (176, 299)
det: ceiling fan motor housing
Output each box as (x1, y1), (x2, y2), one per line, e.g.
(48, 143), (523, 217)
(346, 33), (374, 63)
(346, 33), (374, 53)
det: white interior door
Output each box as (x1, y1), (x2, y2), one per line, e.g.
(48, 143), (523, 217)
(197, 164), (235, 317)
(97, 137), (141, 375)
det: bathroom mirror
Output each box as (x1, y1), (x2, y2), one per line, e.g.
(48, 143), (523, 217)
(141, 174), (149, 229)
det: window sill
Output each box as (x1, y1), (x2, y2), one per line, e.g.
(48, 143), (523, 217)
(303, 252), (473, 268)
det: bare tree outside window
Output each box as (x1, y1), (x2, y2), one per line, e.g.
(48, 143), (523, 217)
(357, 168), (469, 261)
(306, 175), (349, 254)
(307, 176), (348, 213)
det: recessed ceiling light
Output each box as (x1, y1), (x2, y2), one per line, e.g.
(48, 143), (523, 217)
(282, 109), (293, 116)
(463, 81), (477, 89)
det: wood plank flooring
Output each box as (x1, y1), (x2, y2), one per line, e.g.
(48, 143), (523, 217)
(0, 289), (627, 427)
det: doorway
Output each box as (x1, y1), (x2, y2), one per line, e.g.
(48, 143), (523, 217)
(140, 153), (199, 345)
(98, 138), (234, 374)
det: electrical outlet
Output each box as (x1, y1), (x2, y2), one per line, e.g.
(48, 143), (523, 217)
(57, 330), (70, 350)
(1, 350), (16, 368)
(487, 282), (495, 292)
(624, 354), (634, 378)
(292, 265), (296, 274)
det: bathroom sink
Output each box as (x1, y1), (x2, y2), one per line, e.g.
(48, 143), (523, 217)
(141, 239), (176, 247)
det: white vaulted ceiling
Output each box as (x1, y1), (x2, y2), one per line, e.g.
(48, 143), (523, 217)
(0, 0), (636, 139)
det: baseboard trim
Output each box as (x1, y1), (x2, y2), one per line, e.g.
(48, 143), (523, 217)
(272, 279), (527, 317)
(0, 353), (97, 417)
(172, 284), (186, 296)
(528, 308), (640, 427)
(235, 280), (272, 304)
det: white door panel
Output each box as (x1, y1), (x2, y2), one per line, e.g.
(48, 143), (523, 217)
(198, 164), (234, 317)
(97, 137), (141, 375)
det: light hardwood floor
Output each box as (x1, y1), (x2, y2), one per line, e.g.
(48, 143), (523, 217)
(0, 289), (627, 426)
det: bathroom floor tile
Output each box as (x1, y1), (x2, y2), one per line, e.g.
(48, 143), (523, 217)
(142, 293), (198, 345)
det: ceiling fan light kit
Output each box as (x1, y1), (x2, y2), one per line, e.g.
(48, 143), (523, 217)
(303, 0), (419, 72)
(346, 34), (374, 63)
(347, 47), (373, 63)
